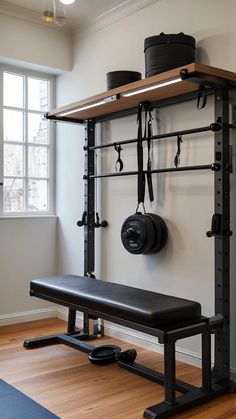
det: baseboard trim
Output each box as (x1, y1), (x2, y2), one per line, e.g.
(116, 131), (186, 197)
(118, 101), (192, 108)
(230, 368), (236, 382)
(0, 308), (58, 326)
(57, 307), (68, 322)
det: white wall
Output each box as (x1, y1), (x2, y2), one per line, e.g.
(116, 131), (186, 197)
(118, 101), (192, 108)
(0, 5), (67, 322)
(0, 217), (57, 323)
(55, 0), (236, 370)
(0, 9), (72, 72)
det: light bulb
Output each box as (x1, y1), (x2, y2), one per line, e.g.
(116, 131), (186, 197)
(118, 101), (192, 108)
(60, 0), (75, 4)
(54, 0), (66, 26)
(42, 0), (54, 23)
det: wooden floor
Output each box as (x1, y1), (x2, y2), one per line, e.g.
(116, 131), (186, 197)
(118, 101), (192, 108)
(0, 319), (235, 419)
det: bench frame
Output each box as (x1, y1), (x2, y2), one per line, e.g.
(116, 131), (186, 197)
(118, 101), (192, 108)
(25, 79), (235, 417)
(24, 289), (227, 418)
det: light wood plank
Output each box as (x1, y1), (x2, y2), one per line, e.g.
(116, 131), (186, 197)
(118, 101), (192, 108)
(0, 319), (235, 418)
(48, 63), (236, 122)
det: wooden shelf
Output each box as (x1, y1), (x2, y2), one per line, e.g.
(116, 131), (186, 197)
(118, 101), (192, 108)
(48, 63), (236, 122)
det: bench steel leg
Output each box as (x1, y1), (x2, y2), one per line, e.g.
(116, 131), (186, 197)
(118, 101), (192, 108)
(202, 329), (212, 391)
(67, 308), (77, 333)
(164, 340), (176, 405)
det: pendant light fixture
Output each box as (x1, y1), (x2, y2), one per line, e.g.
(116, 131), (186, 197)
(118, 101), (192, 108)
(42, 0), (75, 26)
(42, 0), (54, 23)
(54, 0), (66, 26)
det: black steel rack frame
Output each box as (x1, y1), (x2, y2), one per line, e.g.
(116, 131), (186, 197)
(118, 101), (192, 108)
(44, 76), (236, 417)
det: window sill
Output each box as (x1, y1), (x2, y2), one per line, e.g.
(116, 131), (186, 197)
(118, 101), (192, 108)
(0, 214), (58, 219)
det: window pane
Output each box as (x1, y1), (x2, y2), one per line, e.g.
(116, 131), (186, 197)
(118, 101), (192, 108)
(3, 72), (24, 108)
(4, 144), (24, 176)
(28, 78), (48, 111)
(28, 179), (48, 211)
(28, 113), (48, 144)
(28, 146), (48, 178)
(4, 178), (24, 212)
(4, 109), (24, 142)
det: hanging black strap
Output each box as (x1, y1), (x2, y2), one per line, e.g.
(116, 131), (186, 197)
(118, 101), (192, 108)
(146, 108), (154, 202)
(174, 134), (183, 168)
(137, 103), (146, 205)
(197, 85), (208, 109)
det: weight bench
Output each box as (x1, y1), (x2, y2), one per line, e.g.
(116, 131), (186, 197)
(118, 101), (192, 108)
(24, 275), (225, 418)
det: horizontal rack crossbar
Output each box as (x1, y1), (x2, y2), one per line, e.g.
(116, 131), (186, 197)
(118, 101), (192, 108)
(89, 163), (220, 179)
(88, 123), (221, 151)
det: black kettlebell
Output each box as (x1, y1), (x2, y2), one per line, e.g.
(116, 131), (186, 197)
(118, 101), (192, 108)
(121, 212), (168, 255)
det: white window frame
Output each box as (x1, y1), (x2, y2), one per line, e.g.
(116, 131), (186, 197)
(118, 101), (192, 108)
(0, 64), (56, 216)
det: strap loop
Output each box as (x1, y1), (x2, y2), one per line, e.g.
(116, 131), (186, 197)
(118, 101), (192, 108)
(114, 143), (124, 172)
(136, 202), (146, 214)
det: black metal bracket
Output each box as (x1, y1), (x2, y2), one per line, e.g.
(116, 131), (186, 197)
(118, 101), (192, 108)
(44, 112), (84, 125)
(77, 211), (108, 228)
(206, 213), (232, 238)
(93, 212), (108, 228)
(180, 69), (230, 88)
(77, 210), (87, 227)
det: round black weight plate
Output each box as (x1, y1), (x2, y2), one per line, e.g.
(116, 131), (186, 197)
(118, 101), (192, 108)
(88, 345), (121, 365)
(121, 213), (155, 255)
(142, 214), (156, 254)
(159, 217), (168, 251)
(146, 213), (168, 253)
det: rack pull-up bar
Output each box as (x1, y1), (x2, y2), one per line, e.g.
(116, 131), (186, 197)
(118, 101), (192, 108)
(88, 163), (220, 180)
(87, 123), (222, 151)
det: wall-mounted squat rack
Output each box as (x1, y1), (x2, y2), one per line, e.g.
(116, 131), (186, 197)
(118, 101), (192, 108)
(45, 62), (236, 412)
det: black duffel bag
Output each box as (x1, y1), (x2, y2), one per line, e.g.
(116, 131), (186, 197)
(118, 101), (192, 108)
(144, 32), (196, 77)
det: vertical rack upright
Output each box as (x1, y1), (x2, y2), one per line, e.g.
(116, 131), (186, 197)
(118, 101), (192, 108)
(213, 87), (231, 384)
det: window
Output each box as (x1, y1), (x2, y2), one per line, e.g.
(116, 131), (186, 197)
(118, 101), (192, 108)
(0, 66), (55, 215)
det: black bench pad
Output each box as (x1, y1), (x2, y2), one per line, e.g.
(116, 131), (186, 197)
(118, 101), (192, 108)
(30, 275), (201, 329)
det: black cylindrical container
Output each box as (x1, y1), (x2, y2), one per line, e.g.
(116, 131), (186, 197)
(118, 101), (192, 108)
(144, 32), (196, 77)
(106, 71), (142, 90)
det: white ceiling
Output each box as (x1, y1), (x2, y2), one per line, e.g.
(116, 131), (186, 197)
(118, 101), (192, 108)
(3, 0), (131, 30)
